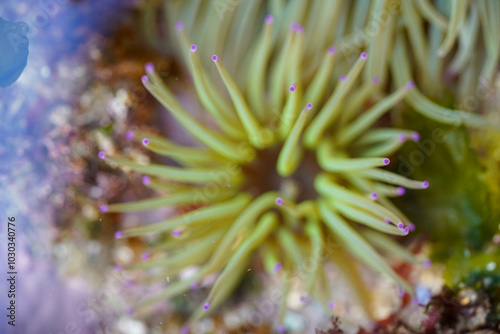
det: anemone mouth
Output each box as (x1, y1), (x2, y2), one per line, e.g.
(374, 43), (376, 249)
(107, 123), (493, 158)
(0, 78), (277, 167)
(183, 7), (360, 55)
(241, 145), (320, 202)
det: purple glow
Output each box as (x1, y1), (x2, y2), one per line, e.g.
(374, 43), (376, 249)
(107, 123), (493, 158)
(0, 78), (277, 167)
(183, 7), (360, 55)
(372, 76), (380, 84)
(265, 14), (273, 24)
(275, 197), (283, 206)
(141, 75), (148, 85)
(190, 44), (197, 52)
(411, 132), (421, 142)
(114, 265), (122, 272)
(339, 75), (346, 82)
(421, 181), (429, 189)
(408, 223), (415, 231)
(370, 192), (378, 200)
(98, 151), (105, 159)
(125, 131), (134, 141)
(175, 21), (184, 31)
(306, 103), (313, 109)
(180, 327), (189, 334)
(203, 302), (210, 310)
(142, 138), (149, 145)
(383, 158), (390, 165)
(141, 252), (149, 261)
(277, 325), (286, 334)
(423, 259), (432, 268)
(172, 230), (181, 237)
(328, 301), (336, 309)
(145, 62), (154, 73)
(396, 187), (406, 196)
(406, 81), (415, 89)
(289, 83), (296, 92)
(328, 46), (336, 54)
(399, 133), (407, 142)
(274, 262), (282, 271)
(211, 55), (218, 62)
(99, 205), (108, 213)
(115, 231), (122, 239)
(126, 307), (133, 315)
(360, 52), (368, 59)
(397, 222), (404, 230)
(142, 175), (151, 185)
(403, 227), (410, 235)
(190, 283), (198, 291)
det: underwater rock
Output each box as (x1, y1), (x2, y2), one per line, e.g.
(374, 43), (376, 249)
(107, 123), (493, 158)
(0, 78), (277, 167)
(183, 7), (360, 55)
(0, 17), (29, 87)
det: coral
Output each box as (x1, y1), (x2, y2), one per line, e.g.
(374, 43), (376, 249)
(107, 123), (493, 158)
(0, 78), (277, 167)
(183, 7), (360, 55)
(99, 12), (431, 328)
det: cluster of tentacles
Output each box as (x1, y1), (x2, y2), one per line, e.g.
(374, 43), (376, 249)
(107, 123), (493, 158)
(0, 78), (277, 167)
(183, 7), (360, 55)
(98, 11), (436, 328)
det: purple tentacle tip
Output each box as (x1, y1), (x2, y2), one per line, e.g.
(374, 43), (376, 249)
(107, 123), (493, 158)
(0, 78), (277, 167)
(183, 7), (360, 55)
(383, 158), (390, 165)
(211, 55), (218, 62)
(265, 14), (273, 24)
(190, 282), (198, 291)
(100, 205), (108, 213)
(277, 325), (286, 333)
(300, 295), (307, 303)
(360, 52), (368, 59)
(289, 83), (296, 92)
(142, 175), (151, 185)
(406, 81), (415, 89)
(396, 187), (406, 196)
(125, 131), (134, 141)
(339, 75), (346, 82)
(145, 62), (154, 73)
(141, 252), (149, 261)
(384, 218), (391, 223)
(423, 259), (432, 268)
(142, 138), (149, 145)
(399, 133), (407, 142)
(126, 307), (133, 315)
(172, 229), (181, 237)
(274, 262), (282, 271)
(275, 197), (283, 205)
(411, 132), (420, 142)
(397, 222), (405, 230)
(403, 226), (410, 235)
(114, 265), (122, 272)
(421, 181), (429, 189)
(190, 44), (197, 52)
(180, 327), (189, 334)
(328, 46), (335, 54)
(370, 192), (378, 200)
(203, 302), (210, 310)
(372, 76), (380, 84)
(306, 103), (313, 109)
(175, 21), (184, 31)
(328, 301), (336, 309)
(98, 151), (106, 159)
(408, 223), (415, 231)
(115, 231), (122, 239)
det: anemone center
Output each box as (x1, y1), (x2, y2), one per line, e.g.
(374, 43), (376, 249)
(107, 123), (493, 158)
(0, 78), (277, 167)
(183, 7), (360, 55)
(241, 144), (320, 202)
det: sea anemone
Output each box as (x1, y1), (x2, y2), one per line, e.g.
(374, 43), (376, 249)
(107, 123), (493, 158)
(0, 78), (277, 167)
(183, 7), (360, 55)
(99, 12), (431, 328)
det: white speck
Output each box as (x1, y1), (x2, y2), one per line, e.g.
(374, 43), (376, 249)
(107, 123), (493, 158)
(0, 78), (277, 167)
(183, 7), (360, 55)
(463, 249), (471, 258)
(247, 268), (251, 271)
(167, 276), (170, 282)
(486, 262), (496, 271)
(40, 66), (51, 78)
